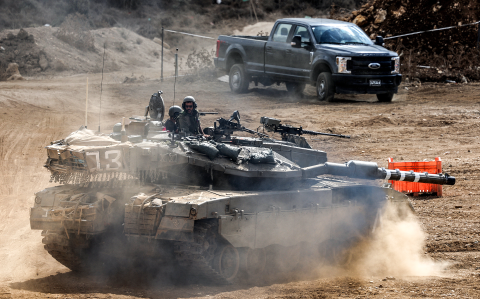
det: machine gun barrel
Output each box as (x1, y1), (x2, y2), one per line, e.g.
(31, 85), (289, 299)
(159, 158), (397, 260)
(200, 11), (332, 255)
(260, 117), (350, 139)
(302, 160), (455, 185)
(199, 112), (219, 116)
(241, 127), (269, 138)
(302, 130), (350, 138)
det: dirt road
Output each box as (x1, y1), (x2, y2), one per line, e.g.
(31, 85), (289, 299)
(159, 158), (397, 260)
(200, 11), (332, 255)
(1, 68), (480, 298)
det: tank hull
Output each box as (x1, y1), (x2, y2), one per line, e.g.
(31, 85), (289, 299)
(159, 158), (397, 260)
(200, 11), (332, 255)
(31, 179), (409, 283)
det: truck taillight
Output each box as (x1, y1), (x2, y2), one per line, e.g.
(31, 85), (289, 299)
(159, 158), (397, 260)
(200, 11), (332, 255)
(216, 40), (220, 57)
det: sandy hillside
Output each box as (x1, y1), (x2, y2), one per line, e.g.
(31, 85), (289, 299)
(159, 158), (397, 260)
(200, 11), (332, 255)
(0, 26), (175, 79)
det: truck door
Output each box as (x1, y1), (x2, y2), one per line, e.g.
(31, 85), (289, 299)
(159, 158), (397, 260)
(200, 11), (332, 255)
(286, 25), (314, 80)
(265, 23), (293, 78)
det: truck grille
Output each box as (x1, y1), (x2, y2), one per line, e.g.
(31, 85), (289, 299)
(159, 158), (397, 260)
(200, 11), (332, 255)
(348, 57), (393, 75)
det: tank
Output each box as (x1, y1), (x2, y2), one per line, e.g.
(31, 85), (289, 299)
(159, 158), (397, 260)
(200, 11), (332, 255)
(30, 91), (455, 283)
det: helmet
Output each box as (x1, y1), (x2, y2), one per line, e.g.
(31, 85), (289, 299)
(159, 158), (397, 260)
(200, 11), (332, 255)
(168, 105), (182, 118)
(182, 96), (197, 110)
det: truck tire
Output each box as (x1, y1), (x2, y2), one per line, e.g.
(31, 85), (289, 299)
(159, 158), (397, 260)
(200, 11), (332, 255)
(229, 64), (249, 94)
(376, 92), (394, 102)
(286, 82), (306, 97)
(316, 72), (334, 102)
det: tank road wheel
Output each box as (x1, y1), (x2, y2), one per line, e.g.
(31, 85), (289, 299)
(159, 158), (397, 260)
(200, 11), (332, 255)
(376, 92), (394, 102)
(42, 231), (87, 272)
(285, 82), (306, 97)
(316, 72), (334, 102)
(297, 242), (323, 273)
(268, 245), (301, 273)
(213, 244), (240, 282)
(229, 64), (249, 93)
(240, 247), (267, 277)
(174, 220), (239, 284)
(318, 239), (351, 266)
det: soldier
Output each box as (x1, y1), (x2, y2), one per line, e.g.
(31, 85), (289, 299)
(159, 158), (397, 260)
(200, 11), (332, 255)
(176, 96), (206, 136)
(164, 105), (181, 133)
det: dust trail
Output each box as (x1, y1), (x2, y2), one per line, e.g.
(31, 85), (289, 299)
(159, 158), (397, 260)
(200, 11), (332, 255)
(347, 201), (448, 277)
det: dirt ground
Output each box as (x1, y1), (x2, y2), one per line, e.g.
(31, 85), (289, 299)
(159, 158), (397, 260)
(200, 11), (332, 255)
(0, 61), (480, 298)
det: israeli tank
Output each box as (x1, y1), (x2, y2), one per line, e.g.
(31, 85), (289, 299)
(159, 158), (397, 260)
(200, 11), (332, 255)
(30, 91), (455, 283)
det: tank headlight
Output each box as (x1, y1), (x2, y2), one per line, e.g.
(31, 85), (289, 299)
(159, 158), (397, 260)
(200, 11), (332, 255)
(336, 57), (351, 74)
(391, 56), (400, 74)
(35, 196), (42, 204)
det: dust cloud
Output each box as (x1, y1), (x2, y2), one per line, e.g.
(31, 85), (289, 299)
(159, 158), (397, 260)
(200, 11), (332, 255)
(347, 201), (448, 277)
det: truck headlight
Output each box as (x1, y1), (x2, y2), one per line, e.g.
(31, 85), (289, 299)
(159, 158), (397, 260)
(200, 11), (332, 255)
(391, 56), (400, 74)
(336, 57), (351, 74)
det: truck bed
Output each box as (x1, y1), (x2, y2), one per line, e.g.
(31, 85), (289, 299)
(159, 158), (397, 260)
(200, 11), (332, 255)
(217, 35), (268, 75)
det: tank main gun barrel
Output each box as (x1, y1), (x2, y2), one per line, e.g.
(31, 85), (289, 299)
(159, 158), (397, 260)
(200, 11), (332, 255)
(199, 112), (219, 116)
(302, 160), (455, 185)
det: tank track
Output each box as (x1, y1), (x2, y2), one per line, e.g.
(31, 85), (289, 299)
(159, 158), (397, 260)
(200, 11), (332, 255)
(42, 231), (87, 271)
(173, 221), (231, 285)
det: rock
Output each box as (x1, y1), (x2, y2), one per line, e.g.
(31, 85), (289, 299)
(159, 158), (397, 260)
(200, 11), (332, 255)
(0, 46), (4, 52)
(52, 59), (67, 71)
(38, 53), (49, 70)
(393, 6), (406, 18)
(386, 276), (396, 280)
(123, 76), (137, 83)
(353, 15), (368, 26)
(153, 37), (170, 49)
(7, 74), (24, 81)
(5, 63), (24, 81)
(17, 28), (29, 40)
(374, 9), (387, 24)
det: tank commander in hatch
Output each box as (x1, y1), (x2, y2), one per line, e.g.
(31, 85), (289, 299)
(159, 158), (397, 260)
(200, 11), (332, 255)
(165, 105), (181, 133)
(176, 96), (208, 136)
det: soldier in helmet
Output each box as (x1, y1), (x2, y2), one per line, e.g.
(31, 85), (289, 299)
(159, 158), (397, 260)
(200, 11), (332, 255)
(176, 96), (206, 136)
(164, 105), (182, 133)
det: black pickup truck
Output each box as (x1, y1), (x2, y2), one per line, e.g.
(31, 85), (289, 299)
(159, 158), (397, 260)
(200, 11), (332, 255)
(214, 18), (402, 102)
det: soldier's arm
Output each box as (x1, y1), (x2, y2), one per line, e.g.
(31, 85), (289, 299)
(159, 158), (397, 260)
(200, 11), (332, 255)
(197, 119), (204, 136)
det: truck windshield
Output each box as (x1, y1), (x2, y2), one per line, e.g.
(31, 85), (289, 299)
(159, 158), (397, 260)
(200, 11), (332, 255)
(312, 25), (373, 45)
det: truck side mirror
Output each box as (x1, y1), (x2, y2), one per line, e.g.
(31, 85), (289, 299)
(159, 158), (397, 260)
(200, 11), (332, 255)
(375, 36), (385, 46)
(291, 35), (301, 48)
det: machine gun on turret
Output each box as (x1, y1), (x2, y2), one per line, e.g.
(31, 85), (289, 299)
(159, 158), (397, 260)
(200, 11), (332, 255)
(204, 111), (269, 142)
(260, 116), (350, 140)
(199, 112), (219, 116)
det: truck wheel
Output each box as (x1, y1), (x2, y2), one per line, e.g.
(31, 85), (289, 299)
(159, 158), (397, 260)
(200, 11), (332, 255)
(229, 64), (249, 93)
(377, 92), (394, 102)
(286, 82), (306, 97)
(316, 72), (334, 102)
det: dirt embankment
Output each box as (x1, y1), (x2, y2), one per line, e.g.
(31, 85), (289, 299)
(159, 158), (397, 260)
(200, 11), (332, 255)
(0, 23), (173, 81)
(346, 0), (480, 82)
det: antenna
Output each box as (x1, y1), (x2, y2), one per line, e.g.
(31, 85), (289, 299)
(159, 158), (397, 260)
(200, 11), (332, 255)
(85, 77), (88, 128)
(99, 42), (106, 133)
(173, 48), (178, 106)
